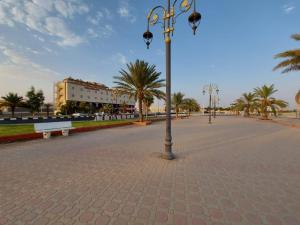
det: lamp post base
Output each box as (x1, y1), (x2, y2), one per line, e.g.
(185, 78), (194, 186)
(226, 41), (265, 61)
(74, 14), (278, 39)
(162, 152), (175, 160)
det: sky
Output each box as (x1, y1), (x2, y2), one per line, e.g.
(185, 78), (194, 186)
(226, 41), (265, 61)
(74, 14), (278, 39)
(0, 0), (299, 108)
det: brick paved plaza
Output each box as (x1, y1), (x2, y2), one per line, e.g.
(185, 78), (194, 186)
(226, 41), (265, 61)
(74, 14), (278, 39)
(1, 116), (300, 225)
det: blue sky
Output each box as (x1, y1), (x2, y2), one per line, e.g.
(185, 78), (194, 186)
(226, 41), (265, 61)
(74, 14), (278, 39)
(0, 0), (299, 108)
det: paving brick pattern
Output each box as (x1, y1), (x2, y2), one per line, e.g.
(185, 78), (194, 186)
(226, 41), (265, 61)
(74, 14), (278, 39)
(0, 116), (300, 225)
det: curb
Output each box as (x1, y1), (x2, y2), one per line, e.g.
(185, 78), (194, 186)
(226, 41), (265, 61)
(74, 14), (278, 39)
(0, 122), (134, 144)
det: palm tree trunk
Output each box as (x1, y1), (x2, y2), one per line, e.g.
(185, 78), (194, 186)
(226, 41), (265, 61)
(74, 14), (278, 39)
(176, 108), (178, 118)
(138, 97), (144, 122)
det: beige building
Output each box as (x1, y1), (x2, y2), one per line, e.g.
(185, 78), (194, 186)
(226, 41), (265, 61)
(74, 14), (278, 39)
(55, 77), (135, 113)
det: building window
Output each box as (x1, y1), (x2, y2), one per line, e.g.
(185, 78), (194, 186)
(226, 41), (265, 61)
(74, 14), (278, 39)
(88, 96), (90, 99)
(72, 86), (75, 90)
(80, 95), (83, 98)
(80, 88), (83, 91)
(95, 91), (97, 93)
(72, 94), (75, 97)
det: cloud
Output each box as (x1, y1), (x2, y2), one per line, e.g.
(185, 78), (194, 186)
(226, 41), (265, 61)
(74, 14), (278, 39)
(283, 3), (295, 14)
(0, 0), (89, 47)
(86, 9), (114, 39)
(87, 11), (104, 25)
(112, 53), (128, 65)
(0, 43), (61, 101)
(45, 17), (84, 46)
(117, 0), (136, 23)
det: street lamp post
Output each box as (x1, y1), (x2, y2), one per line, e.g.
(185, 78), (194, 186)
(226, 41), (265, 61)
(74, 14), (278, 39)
(203, 84), (219, 124)
(143, 0), (201, 160)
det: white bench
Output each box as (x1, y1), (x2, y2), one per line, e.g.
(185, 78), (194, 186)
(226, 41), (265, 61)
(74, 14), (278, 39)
(34, 121), (74, 139)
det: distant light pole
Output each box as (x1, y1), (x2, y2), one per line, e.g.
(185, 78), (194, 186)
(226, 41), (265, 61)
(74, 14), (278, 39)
(203, 84), (219, 124)
(143, 0), (201, 160)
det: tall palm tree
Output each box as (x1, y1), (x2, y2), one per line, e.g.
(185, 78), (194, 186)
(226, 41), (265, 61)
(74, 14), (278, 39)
(274, 34), (300, 74)
(236, 92), (258, 117)
(172, 92), (185, 118)
(1, 93), (23, 117)
(182, 98), (200, 116)
(114, 60), (165, 122)
(254, 84), (288, 119)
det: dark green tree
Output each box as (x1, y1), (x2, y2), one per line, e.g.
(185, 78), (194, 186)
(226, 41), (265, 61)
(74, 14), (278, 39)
(26, 86), (45, 115)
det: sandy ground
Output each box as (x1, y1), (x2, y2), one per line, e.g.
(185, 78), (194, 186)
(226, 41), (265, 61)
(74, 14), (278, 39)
(0, 116), (299, 225)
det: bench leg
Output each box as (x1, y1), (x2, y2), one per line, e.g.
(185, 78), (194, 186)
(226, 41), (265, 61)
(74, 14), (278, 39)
(62, 129), (69, 136)
(43, 132), (51, 139)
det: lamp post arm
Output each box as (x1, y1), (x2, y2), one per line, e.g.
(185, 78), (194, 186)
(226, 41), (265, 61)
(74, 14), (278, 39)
(147, 5), (167, 28)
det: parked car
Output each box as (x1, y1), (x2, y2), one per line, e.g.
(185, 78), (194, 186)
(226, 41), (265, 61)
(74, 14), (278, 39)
(72, 113), (88, 117)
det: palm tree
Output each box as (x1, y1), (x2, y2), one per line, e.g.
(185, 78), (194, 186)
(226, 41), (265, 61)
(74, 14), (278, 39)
(101, 104), (113, 115)
(114, 60), (165, 122)
(254, 84), (288, 119)
(236, 92), (258, 117)
(44, 103), (52, 117)
(230, 101), (243, 116)
(172, 92), (185, 118)
(182, 98), (200, 116)
(274, 34), (300, 74)
(144, 95), (154, 119)
(1, 93), (23, 117)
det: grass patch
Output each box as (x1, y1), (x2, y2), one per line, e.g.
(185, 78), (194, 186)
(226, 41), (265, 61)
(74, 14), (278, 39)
(0, 124), (34, 137)
(0, 119), (137, 137)
(72, 119), (136, 128)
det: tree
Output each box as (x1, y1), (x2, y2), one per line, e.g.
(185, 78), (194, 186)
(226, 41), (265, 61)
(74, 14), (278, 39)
(1, 93), (23, 117)
(172, 92), (185, 118)
(101, 104), (113, 114)
(144, 95), (154, 119)
(254, 84), (288, 119)
(120, 101), (128, 113)
(274, 34), (300, 74)
(79, 102), (90, 113)
(182, 98), (200, 116)
(26, 86), (45, 115)
(44, 103), (52, 117)
(60, 101), (77, 115)
(235, 92), (258, 117)
(114, 60), (165, 122)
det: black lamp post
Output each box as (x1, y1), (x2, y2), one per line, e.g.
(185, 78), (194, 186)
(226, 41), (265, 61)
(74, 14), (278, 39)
(203, 84), (219, 124)
(143, 0), (201, 160)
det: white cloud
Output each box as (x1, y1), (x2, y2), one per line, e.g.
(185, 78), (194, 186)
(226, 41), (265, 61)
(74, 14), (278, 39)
(112, 53), (127, 65)
(283, 3), (295, 14)
(54, 0), (89, 19)
(45, 17), (84, 46)
(0, 0), (89, 47)
(117, 0), (136, 23)
(87, 11), (104, 25)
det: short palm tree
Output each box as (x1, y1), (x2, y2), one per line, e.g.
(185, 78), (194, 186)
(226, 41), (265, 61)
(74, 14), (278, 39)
(114, 60), (165, 122)
(254, 84), (288, 119)
(236, 92), (258, 117)
(182, 98), (200, 116)
(172, 92), (185, 118)
(1, 93), (23, 117)
(101, 104), (113, 115)
(273, 34), (300, 74)
(44, 103), (52, 117)
(144, 95), (154, 119)
(230, 100), (243, 116)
